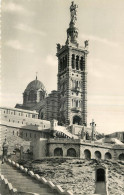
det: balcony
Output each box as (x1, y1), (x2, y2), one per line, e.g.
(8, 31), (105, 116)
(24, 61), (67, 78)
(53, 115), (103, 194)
(71, 107), (82, 112)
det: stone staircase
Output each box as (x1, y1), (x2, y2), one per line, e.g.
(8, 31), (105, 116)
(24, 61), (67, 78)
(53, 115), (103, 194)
(0, 161), (58, 195)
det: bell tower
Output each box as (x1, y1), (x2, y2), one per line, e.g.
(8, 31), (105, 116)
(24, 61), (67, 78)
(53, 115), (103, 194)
(56, 2), (89, 126)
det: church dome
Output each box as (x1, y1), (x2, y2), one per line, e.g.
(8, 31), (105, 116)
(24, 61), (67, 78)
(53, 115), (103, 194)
(22, 77), (47, 107)
(24, 78), (46, 93)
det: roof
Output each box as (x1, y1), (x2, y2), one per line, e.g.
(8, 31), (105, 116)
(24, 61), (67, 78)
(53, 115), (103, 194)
(0, 106), (38, 114)
(24, 79), (46, 93)
(96, 137), (124, 145)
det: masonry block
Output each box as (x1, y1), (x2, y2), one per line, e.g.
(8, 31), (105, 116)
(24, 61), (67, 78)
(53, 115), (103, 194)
(40, 177), (47, 184)
(55, 185), (64, 194)
(66, 190), (73, 195)
(47, 181), (55, 189)
(8, 183), (13, 190)
(1, 175), (4, 180)
(15, 163), (20, 168)
(12, 161), (16, 166)
(4, 178), (8, 185)
(20, 165), (25, 171)
(8, 159), (11, 163)
(34, 174), (40, 180)
(29, 171), (34, 177)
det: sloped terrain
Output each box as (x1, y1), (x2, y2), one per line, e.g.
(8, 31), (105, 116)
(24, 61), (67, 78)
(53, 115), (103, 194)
(22, 159), (124, 195)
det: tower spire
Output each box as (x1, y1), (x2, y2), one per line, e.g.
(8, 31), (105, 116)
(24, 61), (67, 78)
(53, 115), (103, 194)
(66, 1), (78, 45)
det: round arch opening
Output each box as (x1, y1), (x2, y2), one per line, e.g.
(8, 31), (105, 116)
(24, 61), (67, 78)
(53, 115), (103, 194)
(118, 153), (124, 161)
(105, 152), (112, 160)
(95, 151), (101, 160)
(54, 148), (63, 156)
(84, 149), (91, 160)
(96, 168), (105, 182)
(73, 115), (81, 125)
(67, 148), (76, 157)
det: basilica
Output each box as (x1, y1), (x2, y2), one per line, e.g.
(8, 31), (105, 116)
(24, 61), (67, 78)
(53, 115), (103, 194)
(0, 2), (124, 162)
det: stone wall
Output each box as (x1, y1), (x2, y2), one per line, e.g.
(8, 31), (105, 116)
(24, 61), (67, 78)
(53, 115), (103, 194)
(0, 125), (30, 155)
(47, 138), (124, 161)
(48, 139), (80, 157)
(32, 138), (48, 159)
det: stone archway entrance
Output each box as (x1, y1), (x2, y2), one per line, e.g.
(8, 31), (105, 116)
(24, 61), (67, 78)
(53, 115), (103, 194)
(119, 153), (124, 161)
(73, 115), (81, 125)
(96, 169), (105, 182)
(54, 148), (63, 156)
(105, 152), (112, 160)
(95, 167), (107, 194)
(67, 148), (76, 157)
(84, 149), (91, 160)
(95, 151), (101, 160)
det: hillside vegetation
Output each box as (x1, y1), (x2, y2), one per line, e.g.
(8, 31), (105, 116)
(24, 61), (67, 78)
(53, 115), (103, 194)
(21, 158), (124, 195)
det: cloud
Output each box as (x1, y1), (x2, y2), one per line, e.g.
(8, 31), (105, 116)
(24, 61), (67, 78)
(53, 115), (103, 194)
(88, 58), (119, 79)
(88, 58), (104, 78)
(2, 2), (34, 15)
(88, 95), (124, 106)
(45, 55), (57, 66)
(80, 33), (118, 47)
(5, 40), (34, 53)
(15, 23), (46, 36)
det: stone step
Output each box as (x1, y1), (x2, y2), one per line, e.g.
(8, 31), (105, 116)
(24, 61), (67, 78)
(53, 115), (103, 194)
(0, 162), (58, 195)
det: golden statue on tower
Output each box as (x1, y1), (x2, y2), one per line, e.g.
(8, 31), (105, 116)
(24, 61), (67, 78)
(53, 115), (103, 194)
(70, 1), (78, 24)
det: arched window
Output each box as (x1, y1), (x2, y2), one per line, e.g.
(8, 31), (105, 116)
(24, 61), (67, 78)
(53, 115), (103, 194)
(118, 153), (124, 161)
(95, 151), (102, 160)
(76, 100), (78, 107)
(67, 148), (76, 157)
(76, 81), (78, 88)
(105, 152), (112, 160)
(72, 99), (73, 107)
(40, 91), (45, 101)
(65, 55), (67, 69)
(84, 149), (91, 160)
(80, 57), (83, 71)
(76, 56), (79, 70)
(28, 90), (36, 101)
(72, 54), (75, 69)
(54, 148), (63, 156)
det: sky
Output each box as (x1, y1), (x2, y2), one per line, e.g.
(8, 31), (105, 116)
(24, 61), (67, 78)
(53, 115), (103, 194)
(1, 0), (124, 134)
